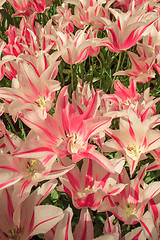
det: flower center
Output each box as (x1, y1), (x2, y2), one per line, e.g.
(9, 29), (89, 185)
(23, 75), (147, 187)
(126, 144), (141, 161)
(67, 133), (84, 154)
(24, 159), (45, 177)
(3, 225), (23, 240)
(84, 185), (91, 192)
(125, 98), (132, 105)
(126, 203), (137, 218)
(35, 97), (46, 108)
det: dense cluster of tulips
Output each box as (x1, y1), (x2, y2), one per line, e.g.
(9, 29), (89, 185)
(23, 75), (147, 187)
(0, 0), (160, 239)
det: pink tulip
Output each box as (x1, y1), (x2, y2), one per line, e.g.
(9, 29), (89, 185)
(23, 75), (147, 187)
(105, 79), (140, 111)
(8, 0), (53, 17)
(0, 59), (60, 120)
(13, 86), (116, 173)
(49, 28), (96, 64)
(100, 8), (158, 52)
(114, 51), (155, 83)
(65, 0), (108, 30)
(52, 3), (74, 33)
(0, 181), (64, 240)
(58, 157), (124, 210)
(0, 153), (74, 206)
(72, 79), (96, 115)
(98, 165), (160, 225)
(103, 109), (160, 175)
(45, 207), (94, 240)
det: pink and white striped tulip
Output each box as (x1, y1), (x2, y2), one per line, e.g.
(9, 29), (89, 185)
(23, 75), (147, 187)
(103, 109), (160, 175)
(0, 181), (64, 240)
(13, 86), (116, 173)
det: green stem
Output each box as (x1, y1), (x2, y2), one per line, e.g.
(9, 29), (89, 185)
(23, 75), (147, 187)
(127, 224), (131, 232)
(59, 62), (65, 87)
(96, 54), (103, 88)
(91, 57), (95, 85)
(110, 50), (122, 93)
(4, 113), (17, 134)
(70, 64), (74, 92)
(96, 55), (103, 73)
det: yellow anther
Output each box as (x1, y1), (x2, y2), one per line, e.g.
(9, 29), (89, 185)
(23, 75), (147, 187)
(36, 97), (46, 108)
(84, 185), (91, 191)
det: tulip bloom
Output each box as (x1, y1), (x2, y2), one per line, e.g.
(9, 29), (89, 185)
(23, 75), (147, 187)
(0, 60), (60, 120)
(45, 207), (94, 240)
(114, 51), (156, 83)
(0, 181), (64, 240)
(98, 165), (160, 225)
(58, 157), (125, 210)
(13, 86), (116, 173)
(103, 109), (160, 175)
(0, 153), (74, 206)
(8, 0), (53, 17)
(100, 8), (158, 52)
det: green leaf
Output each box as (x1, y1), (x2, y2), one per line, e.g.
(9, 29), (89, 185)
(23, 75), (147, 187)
(51, 189), (59, 201)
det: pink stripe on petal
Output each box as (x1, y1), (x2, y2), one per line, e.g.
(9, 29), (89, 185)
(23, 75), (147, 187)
(65, 213), (70, 240)
(13, 147), (53, 156)
(131, 160), (136, 174)
(97, 172), (110, 189)
(36, 185), (54, 206)
(148, 136), (160, 147)
(128, 119), (136, 141)
(20, 180), (31, 198)
(21, 116), (57, 142)
(6, 189), (14, 218)
(32, 215), (62, 232)
(132, 230), (143, 240)
(140, 220), (152, 237)
(85, 159), (93, 189)
(0, 179), (19, 189)
(105, 130), (124, 149)
(108, 196), (115, 207)
(0, 166), (19, 172)
(142, 137), (147, 148)
(96, 135), (102, 149)
(43, 168), (66, 176)
(148, 164), (160, 171)
(42, 155), (53, 165)
(108, 29), (119, 49)
(29, 212), (35, 234)
(90, 0), (94, 7)
(134, 167), (146, 201)
(108, 188), (120, 195)
(80, 212), (87, 240)
(66, 171), (81, 191)
(149, 199), (158, 221)
(150, 187), (160, 198)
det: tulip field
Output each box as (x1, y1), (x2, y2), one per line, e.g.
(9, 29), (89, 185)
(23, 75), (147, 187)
(0, 0), (160, 239)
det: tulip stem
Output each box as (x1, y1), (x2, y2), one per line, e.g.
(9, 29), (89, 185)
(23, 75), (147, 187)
(127, 224), (131, 232)
(59, 62), (65, 87)
(96, 55), (103, 88)
(110, 50), (122, 93)
(96, 55), (103, 73)
(70, 64), (74, 92)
